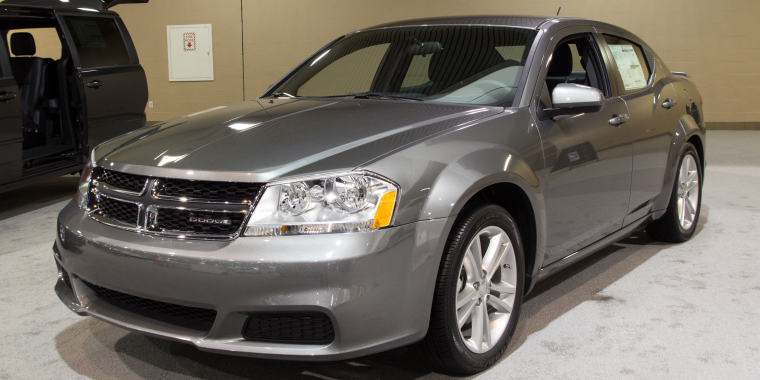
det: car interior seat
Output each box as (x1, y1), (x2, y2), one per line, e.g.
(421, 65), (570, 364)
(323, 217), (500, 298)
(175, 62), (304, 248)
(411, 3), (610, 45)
(10, 32), (59, 150)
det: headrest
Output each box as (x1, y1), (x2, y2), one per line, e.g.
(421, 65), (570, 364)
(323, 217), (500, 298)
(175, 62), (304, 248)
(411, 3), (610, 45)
(11, 33), (36, 56)
(547, 43), (572, 77)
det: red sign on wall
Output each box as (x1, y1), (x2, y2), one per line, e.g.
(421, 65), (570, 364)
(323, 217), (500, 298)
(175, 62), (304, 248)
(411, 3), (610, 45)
(183, 32), (196, 51)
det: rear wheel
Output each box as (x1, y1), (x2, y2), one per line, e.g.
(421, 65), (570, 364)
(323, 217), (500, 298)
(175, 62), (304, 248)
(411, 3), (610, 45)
(647, 143), (702, 242)
(422, 204), (524, 375)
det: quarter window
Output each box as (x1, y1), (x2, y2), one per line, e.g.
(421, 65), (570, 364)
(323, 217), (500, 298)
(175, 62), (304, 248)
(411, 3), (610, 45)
(603, 35), (651, 94)
(64, 17), (130, 68)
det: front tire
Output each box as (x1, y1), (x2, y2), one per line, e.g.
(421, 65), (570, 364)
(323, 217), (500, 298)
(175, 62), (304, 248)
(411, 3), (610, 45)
(647, 143), (703, 242)
(422, 204), (525, 375)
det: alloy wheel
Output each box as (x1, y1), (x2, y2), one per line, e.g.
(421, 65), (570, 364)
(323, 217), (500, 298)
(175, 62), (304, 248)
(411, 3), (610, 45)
(456, 226), (517, 354)
(677, 154), (700, 230)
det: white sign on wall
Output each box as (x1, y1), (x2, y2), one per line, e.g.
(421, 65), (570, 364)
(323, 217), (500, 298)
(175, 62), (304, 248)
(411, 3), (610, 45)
(167, 24), (214, 81)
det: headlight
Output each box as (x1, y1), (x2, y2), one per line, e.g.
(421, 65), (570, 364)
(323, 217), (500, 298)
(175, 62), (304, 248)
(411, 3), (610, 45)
(76, 152), (96, 209)
(244, 172), (399, 236)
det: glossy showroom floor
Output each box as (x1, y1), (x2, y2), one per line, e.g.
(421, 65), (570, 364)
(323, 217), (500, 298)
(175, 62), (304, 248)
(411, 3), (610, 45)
(1, 131), (758, 380)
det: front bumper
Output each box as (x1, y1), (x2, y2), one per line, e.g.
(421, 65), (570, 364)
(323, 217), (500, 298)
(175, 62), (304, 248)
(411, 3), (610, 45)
(54, 200), (451, 360)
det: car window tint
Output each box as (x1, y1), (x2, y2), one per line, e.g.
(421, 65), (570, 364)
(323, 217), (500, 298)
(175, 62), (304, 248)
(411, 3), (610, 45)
(298, 43), (390, 97)
(494, 46), (525, 61)
(603, 35), (651, 94)
(65, 17), (130, 68)
(8, 28), (62, 60)
(275, 26), (538, 106)
(400, 54), (432, 88)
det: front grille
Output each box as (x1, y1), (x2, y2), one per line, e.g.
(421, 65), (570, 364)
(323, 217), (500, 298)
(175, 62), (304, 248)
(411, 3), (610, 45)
(242, 313), (335, 344)
(152, 208), (246, 235)
(90, 169), (262, 237)
(96, 196), (139, 226)
(157, 178), (261, 203)
(83, 280), (217, 332)
(99, 169), (148, 193)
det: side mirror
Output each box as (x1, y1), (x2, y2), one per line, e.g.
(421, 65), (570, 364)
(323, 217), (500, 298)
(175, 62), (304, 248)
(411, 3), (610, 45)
(543, 83), (604, 118)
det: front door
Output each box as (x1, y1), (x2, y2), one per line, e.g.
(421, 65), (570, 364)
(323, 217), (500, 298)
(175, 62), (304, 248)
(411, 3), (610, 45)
(0, 36), (22, 185)
(531, 30), (633, 264)
(58, 14), (148, 150)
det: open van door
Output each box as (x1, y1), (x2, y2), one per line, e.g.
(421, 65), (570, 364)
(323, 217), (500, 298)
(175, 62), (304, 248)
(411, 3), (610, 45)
(0, 34), (23, 185)
(56, 13), (148, 150)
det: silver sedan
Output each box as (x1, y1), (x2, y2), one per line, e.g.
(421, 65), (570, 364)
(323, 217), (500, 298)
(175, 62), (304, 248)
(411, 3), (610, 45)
(54, 15), (705, 374)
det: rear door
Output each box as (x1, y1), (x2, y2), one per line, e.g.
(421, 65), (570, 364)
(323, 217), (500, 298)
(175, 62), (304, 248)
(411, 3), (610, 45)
(0, 35), (23, 185)
(596, 31), (679, 225)
(57, 13), (148, 150)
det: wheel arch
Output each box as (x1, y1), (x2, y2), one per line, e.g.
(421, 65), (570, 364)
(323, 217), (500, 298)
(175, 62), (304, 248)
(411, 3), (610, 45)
(458, 181), (541, 295)
(687, 133), (705, 178)
(653, 113), (705, 212)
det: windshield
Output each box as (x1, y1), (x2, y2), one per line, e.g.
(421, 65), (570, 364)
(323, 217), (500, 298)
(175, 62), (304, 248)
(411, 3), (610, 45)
(271, 26), (538, 106)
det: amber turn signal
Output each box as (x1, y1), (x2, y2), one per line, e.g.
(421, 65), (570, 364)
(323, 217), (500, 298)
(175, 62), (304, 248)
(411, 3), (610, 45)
(372, 191), (397, 228)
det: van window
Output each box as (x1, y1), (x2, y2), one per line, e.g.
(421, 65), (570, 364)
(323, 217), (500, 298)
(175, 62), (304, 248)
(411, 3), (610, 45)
(64, 17), (130, 68)
(8, 28), (61, 60)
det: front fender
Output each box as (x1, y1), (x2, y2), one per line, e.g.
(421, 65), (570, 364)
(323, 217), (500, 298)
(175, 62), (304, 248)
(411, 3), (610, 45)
(363, 109), (546, 291)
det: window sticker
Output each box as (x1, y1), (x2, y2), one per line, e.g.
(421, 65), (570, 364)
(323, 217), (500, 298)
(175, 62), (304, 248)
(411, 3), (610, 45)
(70, 20), (106, 49)
(608, 44), (647, 91)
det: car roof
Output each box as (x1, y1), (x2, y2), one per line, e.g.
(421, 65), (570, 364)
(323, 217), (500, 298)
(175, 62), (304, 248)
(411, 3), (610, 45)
(366, 15), (581, 30)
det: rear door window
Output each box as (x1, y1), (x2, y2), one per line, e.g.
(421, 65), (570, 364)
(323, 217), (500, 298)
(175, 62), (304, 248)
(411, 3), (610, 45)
(603, 35), (652, 95)
(64, 17), (130, 68)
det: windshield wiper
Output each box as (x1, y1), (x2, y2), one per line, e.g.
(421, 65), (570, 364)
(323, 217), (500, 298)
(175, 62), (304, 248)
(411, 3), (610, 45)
(352, 92), (424, 101)
(321, 93), (423, 101)
(267, 92), (298, 98)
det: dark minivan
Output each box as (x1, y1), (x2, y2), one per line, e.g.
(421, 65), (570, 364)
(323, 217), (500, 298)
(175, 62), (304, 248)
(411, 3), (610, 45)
(0, 0), (148, 193)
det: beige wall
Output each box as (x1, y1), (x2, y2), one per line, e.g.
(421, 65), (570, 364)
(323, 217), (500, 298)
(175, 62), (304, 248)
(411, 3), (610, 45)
(8, 0), (760, 125)
(115, 0), (244, 122)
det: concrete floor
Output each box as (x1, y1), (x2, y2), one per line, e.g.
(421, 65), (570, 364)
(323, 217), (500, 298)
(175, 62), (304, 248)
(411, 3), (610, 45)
(0, 131), (758, 380)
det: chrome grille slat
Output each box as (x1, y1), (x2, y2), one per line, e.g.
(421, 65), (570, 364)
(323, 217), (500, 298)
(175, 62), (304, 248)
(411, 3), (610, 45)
(155, 178), (261, 203)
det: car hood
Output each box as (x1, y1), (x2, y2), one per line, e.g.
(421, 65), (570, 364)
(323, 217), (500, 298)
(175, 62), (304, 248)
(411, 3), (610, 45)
(97, 99), (503, 183)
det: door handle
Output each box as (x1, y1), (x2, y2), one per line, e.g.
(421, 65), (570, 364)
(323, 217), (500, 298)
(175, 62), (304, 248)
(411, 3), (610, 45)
(86, 80), (103, 89)
(662, 98), (677, 109)
(0, 91), (17, 102)
(608, 114), (630, 126)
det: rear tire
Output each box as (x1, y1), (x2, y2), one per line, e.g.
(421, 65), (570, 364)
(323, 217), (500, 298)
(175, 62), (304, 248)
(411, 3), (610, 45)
(647, 143), (702, 242)
(421, 204), (525, 375)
